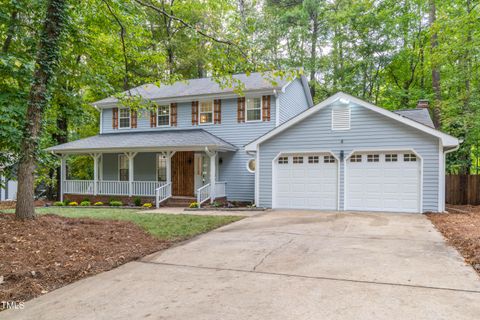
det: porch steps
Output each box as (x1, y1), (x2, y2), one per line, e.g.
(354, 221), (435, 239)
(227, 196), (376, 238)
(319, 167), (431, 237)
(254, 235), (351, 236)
(163, 196), (196, 207)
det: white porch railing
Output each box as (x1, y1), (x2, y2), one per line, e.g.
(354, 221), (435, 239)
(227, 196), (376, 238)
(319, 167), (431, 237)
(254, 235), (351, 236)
(134, 181), (166, 196)
(215, 182), (227, 198)
(155, 183), (172, 208)
(64, 180), (94, 195)
(64, 180), (165, 197)
(197, 183), (211, 206)
(97, 181), (129, 196)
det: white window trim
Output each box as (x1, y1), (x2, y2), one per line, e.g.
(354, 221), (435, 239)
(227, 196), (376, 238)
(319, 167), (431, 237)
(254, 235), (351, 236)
(246, 158), (256, 173)
(156, 105), (171, 127)
(199, 100), (214, 125)
(245, 97), (263, 122)
(118, 154), (129, 181)
(118, 108), (131, 129)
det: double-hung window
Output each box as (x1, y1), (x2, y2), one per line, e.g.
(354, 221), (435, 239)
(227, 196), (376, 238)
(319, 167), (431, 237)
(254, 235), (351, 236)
(119, 108), (131, 129)
(157, 105), (170, 126)
(200, 101), (213, 124)
(246, 97), (262, 122)
(118, 155), (129, 181)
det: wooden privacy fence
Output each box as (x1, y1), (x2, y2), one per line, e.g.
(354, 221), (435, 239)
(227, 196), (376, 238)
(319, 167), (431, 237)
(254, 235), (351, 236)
(446, 175), (480, 205)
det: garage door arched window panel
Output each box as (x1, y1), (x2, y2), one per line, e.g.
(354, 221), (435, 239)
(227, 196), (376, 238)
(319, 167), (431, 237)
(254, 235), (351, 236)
(278, 156), (289, 164)
(308, 156), (319, 164)
(404, 153), (417, 162)
(367, 154), (379, 162)
(350, 154), (362, 162)
(385, 154), (398, 162)
(324, 155), (336, 163)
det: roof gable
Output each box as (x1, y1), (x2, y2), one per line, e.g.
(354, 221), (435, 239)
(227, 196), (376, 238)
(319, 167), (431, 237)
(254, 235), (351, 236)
(245, 92), (459, 151)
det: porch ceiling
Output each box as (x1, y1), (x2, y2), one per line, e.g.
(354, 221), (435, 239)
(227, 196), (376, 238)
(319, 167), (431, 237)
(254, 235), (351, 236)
(46, 129), (237, 154)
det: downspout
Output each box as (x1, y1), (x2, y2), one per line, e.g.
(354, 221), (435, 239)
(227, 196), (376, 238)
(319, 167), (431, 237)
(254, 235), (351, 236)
(442, 144), (460, 212)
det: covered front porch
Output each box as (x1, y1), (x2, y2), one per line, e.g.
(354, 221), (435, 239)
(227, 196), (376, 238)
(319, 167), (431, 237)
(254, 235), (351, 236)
(46, 130), (237, 207)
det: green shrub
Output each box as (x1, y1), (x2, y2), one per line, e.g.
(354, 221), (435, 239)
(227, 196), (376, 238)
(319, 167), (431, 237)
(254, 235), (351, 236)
(68, 201), (78, 206)
(189, 202), (199, 208)
(82, 198), (90, 202)
(212, 201), (221, 208)
(80, 200), (91, 206)
(142, 203), (153, 208)
(134, 197), (142, 206)
(53, 201), (65, 206)
(109, 200), (123, 207)
(93, 201), (104, 206)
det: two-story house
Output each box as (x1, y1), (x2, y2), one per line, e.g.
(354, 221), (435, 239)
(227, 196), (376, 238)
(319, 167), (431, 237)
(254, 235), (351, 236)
(47, 72), (314, 206)
(48, 72), (459, 213)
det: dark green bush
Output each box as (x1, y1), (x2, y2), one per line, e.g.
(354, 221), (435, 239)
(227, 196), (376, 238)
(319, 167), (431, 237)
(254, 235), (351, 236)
(134, 197), (142, 206)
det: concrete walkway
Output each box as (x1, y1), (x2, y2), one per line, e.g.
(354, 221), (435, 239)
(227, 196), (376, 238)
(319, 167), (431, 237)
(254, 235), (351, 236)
(3, 210), (480, 320)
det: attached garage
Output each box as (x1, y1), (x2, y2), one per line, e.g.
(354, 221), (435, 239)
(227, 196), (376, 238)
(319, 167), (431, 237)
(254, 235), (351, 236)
(246, 92), (459, 213)
(273, 153), (338, 209)
(345, 151), (421, 213)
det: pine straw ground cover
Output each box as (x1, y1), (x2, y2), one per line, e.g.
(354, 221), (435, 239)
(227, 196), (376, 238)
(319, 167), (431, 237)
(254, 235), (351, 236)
(0, 208), (242, 306)
(426, 205), (480, 275)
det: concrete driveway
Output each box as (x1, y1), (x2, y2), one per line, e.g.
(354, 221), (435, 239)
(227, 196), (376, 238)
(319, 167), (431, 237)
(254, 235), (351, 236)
(3, 210), (480, 320)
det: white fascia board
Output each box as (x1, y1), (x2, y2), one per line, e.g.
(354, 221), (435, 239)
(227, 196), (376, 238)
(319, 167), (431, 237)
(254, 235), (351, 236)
(245, 92), (459, 151)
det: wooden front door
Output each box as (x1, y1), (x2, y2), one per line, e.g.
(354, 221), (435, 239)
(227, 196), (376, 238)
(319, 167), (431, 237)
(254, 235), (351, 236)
(171, 151), (195, 196)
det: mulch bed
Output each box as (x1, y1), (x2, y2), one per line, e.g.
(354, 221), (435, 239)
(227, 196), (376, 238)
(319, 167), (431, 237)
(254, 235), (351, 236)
(0, 214), (169, 305)
(426, 205), (480, 275)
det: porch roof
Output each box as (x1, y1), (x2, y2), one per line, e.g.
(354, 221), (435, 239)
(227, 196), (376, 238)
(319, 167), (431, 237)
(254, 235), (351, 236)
(46, 129), (237, 154)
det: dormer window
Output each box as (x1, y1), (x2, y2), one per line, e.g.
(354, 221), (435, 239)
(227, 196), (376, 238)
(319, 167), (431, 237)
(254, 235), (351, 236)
(157, 105), (170, 126)
(200, 101), (213, 124)
(119, 108), (131, 129)
(246, 97), (262, 122)
(331, 105), (350, 130)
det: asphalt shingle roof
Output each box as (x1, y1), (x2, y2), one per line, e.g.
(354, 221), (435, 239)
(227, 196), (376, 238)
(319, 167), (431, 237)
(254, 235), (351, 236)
(46, 129), (237, 153)
(93, 72), (291, 105)
(393, 108), (435, 128)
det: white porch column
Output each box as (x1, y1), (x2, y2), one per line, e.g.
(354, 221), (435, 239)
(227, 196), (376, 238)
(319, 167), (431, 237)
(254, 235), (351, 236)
(60, 154), (67, 202)
(125, 152), (137, 197)
(91, 153), (101, 196)
(209, 152), (217, 203)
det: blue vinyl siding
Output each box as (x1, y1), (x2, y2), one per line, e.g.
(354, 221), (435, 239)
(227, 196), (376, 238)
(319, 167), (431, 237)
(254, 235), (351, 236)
(97, 82), (311, 201)
(278, 79), (310, 124)
(99, 96), (277, 201)
(258, 102), (440, 212)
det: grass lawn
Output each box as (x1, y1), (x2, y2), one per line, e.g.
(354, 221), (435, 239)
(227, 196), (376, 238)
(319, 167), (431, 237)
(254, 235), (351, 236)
(2, 207), (243, 241)
(0, 207), (243, 303)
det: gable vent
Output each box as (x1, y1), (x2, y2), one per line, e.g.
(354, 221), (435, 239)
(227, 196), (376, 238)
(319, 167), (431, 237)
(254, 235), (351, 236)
(331, 106), (351, 131)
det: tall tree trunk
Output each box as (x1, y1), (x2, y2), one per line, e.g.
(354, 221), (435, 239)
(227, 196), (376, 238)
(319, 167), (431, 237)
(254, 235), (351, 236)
(53, 113), (68, 200)
(15, 0), (67, 220)
(429, 0), (441, 128)
(2, 10), (18, 53)
(309, 18), (319, 99)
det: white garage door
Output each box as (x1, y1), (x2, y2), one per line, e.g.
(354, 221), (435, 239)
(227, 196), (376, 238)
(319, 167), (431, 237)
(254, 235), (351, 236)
(273, 153), (338, 209)
(346, 152), (420, 213)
